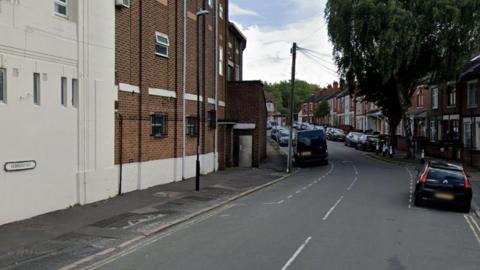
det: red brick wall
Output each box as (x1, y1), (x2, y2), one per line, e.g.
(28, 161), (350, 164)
(115, 0), (233, 167)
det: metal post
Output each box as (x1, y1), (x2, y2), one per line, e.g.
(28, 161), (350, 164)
(471, 110), (475, 166)
(196, 12), (201, 191)
(287, 42), (297, 173)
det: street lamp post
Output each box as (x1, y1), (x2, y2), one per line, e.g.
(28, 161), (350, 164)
(196, 8), (209, 191)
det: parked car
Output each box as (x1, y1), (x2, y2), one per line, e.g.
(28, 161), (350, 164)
(293, 129), (328, 166)
(327, 128), (346, 141)
(414, 161), (472, 212)
(300, 123), (313, 130)
(356, 134), (380, 151)
(267, 122), (272, 130)
(278, 129), (291, 146)
(271, 127), (280, 140)
(345, 132), (363, 147)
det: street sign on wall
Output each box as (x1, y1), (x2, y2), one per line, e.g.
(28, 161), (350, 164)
(4, 160), (36, 172)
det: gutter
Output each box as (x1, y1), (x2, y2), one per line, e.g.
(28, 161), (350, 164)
(182, 0), (187, 179)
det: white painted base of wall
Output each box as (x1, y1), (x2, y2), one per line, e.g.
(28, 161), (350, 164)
(117, 153), (218, 194)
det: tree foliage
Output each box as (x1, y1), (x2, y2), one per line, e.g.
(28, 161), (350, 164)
(325, 0), (480, 143)
(315, 100), (330, 118)
(264, 80), (318, 115)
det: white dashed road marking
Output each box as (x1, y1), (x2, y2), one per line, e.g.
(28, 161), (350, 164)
(323, 196), (344, 221)
(281, 236), (312, 270)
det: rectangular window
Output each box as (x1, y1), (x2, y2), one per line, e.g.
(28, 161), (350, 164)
(448, 85), (456, 106)
(467, 81), (478, 108)
(208, 110), (216, 129)
(219, 46), (224, 76)
(187, 116), (198, 137)
(464, 119), (472, 148)
(431, 87), (438, 109)
(235, 64), (240, 81)
(155, 32), (169, 58)
(54, 0), (67, 17)
(0, 68), (6, 103)
(33, 73), (41, 105)
(219, 3), (224, 19)
(151, 113), (168, 137)
(208, 0), (213, 7)
(430, 120), (437, 142)
(72, 79), (78, 108)
(61, 77), (67, 106)
(452, 119), (459, 140)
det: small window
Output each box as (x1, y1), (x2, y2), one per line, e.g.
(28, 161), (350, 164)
(61, 77), (67, 106)
(0, 68), (6, 103)
(219, 46), (224, 76)
(447, 85), (456, 106)
(72, 79), (78, 108)
(151, 113), (168, 137)
(208, 0), (213, 7)
(155, 32), (169, 58)
(187, 116), (198, 137)
(219, 3), (224, 19)
(431, 87), (438, 109)
(235, 64), (240, 81)
(208, 110), (216, 129)
(54, 0), (67, 17)
(33, 73), (41, 105)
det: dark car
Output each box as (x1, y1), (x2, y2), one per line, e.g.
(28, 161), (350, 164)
(327, 128), (346, 141)
(414, 161), (472, 212)
(270, 127), (280, 140)
(345, 132), (362, 147)
(293, 130), (328, 166)
(356, 134), (380, 151)
(278, 129), (291, 146)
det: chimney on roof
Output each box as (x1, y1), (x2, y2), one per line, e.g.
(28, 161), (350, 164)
(333, 81), (339, 90)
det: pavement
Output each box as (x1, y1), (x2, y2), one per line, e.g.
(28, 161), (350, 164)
(55, 141), (480, 269)
(0, 141), (288, 270)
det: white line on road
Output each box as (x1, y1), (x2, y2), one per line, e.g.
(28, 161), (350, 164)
(296, 190), (301, 194)
(323, 196), (344, 221)
(287, 195), (293, 199)
(281, 236), (312, 270)
(353, 165), (358, 175)
(346, 177), (358, 191)
(277, 200), (284, 204)
(464, 215), (480, 246)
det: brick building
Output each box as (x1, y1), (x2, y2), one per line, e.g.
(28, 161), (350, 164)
(114, 0), (246, 192)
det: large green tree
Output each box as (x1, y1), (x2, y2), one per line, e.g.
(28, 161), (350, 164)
(264, 80), (318, 116)
(325, 0), (480, 156)
(315, 100), (330, 119)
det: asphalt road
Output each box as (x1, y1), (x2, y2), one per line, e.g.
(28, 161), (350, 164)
(85, 141), (480, 270)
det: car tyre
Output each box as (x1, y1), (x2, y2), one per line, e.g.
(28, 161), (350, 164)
(461, 203), (471, 213)
(414, 193), (423, 207)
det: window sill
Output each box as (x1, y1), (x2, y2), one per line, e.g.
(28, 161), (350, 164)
(446, 105), (456, 109)
(467, 105), (478, 109)
(151, 134), (167, 138)
(54, 12), (68, 19)
(155, 53), (169, 59)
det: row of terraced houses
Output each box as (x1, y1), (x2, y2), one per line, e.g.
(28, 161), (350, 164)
(301, 56), (480, 166)
(0, 0), (267, 225)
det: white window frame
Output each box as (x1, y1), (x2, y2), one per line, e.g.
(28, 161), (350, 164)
(219, 3), (224, 19)
(467, 80), (478, 108)
(0, 68), (6, 104)
(33, 73), (41, 105)
(448, 86), (456, 106)
(208, 0), (213, 8)
(431, 87), (438, 109)
(464, 118), (473, 148)
(155, 32), (169, 58)
(61, 77), (67, 106)
(54, 0), (68, 18)
(219, 46), (224, 76)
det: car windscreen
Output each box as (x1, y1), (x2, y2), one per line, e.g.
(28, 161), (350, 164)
(297, 131), (325, 147)
(427, 168), (465, 186)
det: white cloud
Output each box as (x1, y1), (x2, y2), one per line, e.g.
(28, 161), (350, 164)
(235, 15), (339, 87)
(230, 3), (260, 17)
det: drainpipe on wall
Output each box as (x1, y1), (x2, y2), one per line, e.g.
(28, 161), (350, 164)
(182, 0), (187, 180)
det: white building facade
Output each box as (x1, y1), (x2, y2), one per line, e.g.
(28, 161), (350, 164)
(0, 0), (116, 225)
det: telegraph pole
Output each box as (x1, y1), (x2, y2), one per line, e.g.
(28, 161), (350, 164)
(287, 42), (297, 173)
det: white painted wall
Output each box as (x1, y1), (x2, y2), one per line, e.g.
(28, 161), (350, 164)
(0, 0), (115, 225)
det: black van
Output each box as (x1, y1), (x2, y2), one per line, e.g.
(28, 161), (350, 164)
(293, 129), (328, 166)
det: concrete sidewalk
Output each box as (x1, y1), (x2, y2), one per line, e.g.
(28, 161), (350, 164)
(0, 142), (288, 270)
(367, 150), (480, 216)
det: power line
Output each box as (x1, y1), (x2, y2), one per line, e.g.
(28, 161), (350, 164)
(298, 50), (338, 75)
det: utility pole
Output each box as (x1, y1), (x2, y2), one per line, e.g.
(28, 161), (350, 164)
(287, 42), (297, 173)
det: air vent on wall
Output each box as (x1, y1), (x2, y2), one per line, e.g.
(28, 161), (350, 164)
(115, 0), (130, 8)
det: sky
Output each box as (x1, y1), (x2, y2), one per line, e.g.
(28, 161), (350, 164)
(229, 0), (339, 87)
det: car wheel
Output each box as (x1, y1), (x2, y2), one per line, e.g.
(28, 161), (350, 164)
(414, 194), (423, 207)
